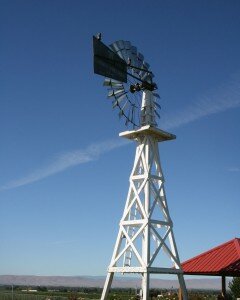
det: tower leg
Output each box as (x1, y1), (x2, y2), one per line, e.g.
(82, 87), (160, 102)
(177, 274), (188, 300)
(141, 273), (150, 300)
(101, 272), (114, 300)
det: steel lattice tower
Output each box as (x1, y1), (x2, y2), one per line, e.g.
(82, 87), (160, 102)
(101, 90), (188, 300)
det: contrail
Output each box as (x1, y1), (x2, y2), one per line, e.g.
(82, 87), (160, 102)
(161, 73), (240, 130)
(228, 167), (240, 172)
(0, 139), (129, 191)
(1, 73), (239, 191)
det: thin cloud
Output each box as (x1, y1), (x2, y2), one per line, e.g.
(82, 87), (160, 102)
(50, 240), (80, 246)
(1, 73), (240, 191)
(228, 167), (240, 172)
(161, 73), (240, 130)
(0, 139), (129, 191)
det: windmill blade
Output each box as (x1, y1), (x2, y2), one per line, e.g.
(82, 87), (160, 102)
(130, 46), (139, 71)
(108, 89), (125, 98)
(112, 92), (128, 108)
(116, 51), (124, 60)
(108, 90), (115, 97)
(136, 59), (142, 70)
(124, 41), (132, 50)
(126, 105), (132, 124)
(138, 52), (144, 62)
(103, 78), (112, 86)
(121, 48), (129, 62)
(110, 41), (133, 63)
(155, 110), (161, 119)
(138, 61), (149, 79)
(130, 57), (141, 74)
(154, 101), (161, 110)
(108, 84), (124, 91)
(112, 99), (119, 108)
(143, 62), (150, 70)
(139, 61), (151, 79)
(130, 56), (139, 70)
(122, 41), (132, 61)
(110, 41), (124, 60)
(108, 85), (125, 90)
(110, 40), (124, 52)
(136, 55), (143, 70)
(118, 108), (125, 118)
(130, 105), (135, 124)
(125, 117), (130, 126)
(103, 78), (123, 87)
(131, 46), (137, 56)
(153, 93), (160, 99)
(115, 91), (128, 102)
(117, 40), (125, 50)
(119, 100), (129, 117)
(130, 54), (138, 65)
(139, 71), (147, 80)
(109, 43), (117, 52)
(141, 73), (151, 82)
(122, 103), (138, 127)
(105, 80), (124, 90)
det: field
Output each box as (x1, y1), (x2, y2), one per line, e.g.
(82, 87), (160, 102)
(0, 286), (226, 300)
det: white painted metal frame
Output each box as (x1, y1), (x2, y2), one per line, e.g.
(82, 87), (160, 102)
(101, 91), (188, 300)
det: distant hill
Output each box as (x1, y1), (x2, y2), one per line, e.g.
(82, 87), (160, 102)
(0, 275), (229, 290)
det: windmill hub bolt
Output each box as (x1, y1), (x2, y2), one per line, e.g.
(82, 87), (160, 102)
(130, 83), (141, 93)
(130, 82), (156, 93)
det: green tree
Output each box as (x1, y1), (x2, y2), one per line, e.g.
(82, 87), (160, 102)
(229, 277), (240, 298)
(37, 286), (47, 292)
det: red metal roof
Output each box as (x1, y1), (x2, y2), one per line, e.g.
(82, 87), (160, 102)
(182, 238), (240, 276)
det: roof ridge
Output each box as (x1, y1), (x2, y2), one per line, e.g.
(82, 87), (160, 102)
(233, 238), (240, 257)
(182, 238), (238, 265)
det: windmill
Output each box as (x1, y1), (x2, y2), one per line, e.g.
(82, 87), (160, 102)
(93, 35), (188, 300)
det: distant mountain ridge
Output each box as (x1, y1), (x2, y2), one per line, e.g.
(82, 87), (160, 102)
(0, 275), (228, 290)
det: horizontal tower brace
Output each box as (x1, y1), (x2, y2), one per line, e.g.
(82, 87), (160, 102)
(151, 219), (173, 227)
(108, 267), (183, 274)
(121, 220), (147, 226)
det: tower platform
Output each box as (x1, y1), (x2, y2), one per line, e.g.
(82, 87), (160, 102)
(119, 125), (176, 142)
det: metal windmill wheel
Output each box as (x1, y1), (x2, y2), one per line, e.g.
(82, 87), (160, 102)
(93, 35), (161, 128)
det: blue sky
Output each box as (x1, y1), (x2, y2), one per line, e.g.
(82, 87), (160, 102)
(0, 0), (240, 276)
